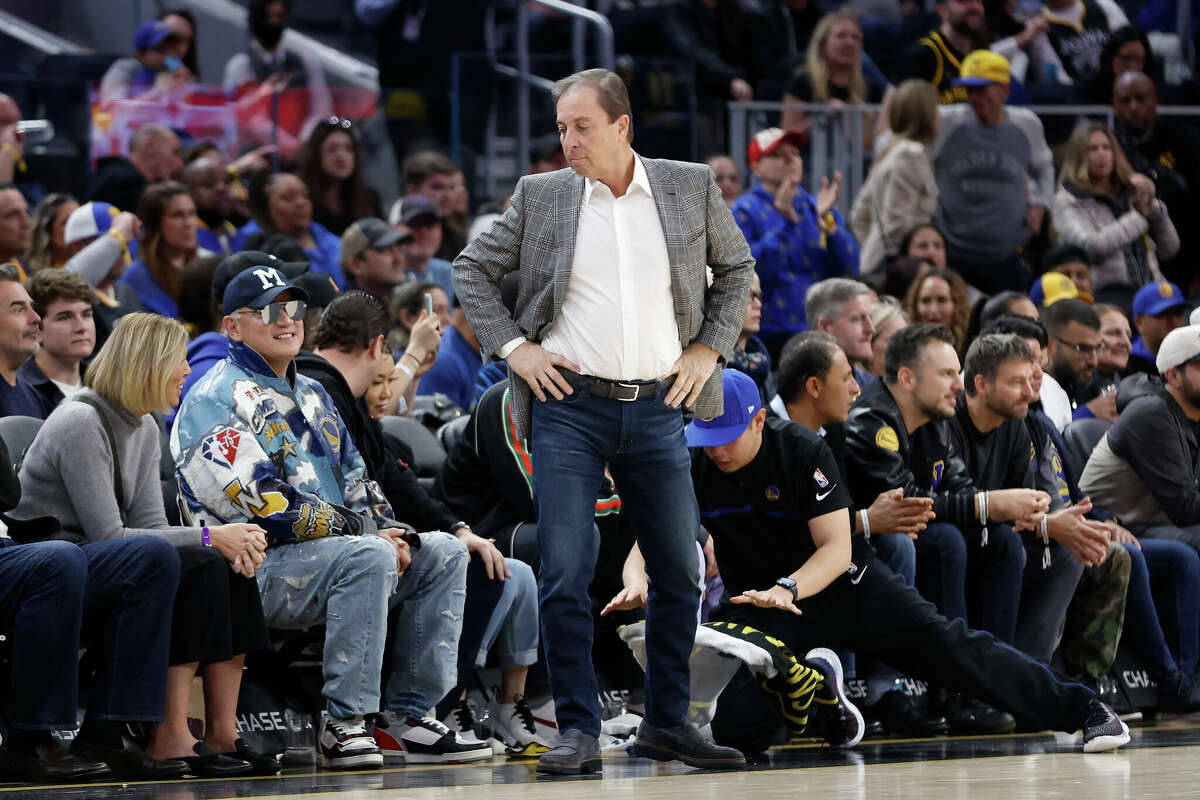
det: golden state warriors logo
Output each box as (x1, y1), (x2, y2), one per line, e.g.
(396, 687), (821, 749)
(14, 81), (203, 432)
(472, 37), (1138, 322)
(1159, 282), (1175, 298)
(875, 426), (899, 451)
(931, 460), (945, 489)
(319, 416), (340, 453)
(765, 485), (781, 501)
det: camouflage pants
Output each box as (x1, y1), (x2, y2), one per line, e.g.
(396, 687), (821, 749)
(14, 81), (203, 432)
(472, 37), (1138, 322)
(1060, 542), (1132, 682)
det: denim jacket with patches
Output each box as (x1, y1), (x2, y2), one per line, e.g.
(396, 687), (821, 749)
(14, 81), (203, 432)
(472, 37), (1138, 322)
(170, 341), (392, 544)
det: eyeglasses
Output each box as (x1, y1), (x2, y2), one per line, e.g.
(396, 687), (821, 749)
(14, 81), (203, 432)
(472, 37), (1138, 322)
(1053, 335), (1100, 358)
(238, 300), (308, 325)
(320, 116), (353, 130)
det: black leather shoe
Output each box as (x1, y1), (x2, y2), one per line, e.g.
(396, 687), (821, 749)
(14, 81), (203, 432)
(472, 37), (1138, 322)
(70, 736), (189, 780)
(870, 690), (950, 736)
(182, 742), (252, 777)
(224, 738), (281, 774)
(631, 721), (746, 770)
(944, 693), (1015, 734)
(0, 739), (111, 782)
(536, 728), (601, 775)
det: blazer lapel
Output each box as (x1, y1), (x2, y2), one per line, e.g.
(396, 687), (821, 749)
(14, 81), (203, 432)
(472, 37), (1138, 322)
(551, 172), (584, 310)
(644, 158), (689, 342)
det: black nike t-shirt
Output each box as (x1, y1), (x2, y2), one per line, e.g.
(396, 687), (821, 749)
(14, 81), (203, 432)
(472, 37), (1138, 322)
(691, 416), (863, 598)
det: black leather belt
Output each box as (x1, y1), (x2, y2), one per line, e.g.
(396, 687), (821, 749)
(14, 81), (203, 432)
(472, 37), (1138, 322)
(559, 369), (672, 402)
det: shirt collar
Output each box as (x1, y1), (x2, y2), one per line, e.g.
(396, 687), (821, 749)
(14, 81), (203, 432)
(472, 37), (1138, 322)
(582, 151), (651, 205)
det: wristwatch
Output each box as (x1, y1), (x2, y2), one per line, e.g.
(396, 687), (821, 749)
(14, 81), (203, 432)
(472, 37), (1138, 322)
(775, 577), (798, 603)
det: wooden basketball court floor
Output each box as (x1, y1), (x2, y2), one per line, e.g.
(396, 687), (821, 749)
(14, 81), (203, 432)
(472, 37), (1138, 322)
(3, 720), (1200, 799)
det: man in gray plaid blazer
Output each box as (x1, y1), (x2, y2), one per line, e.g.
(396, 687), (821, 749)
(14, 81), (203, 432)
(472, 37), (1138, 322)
(454, 69), (754, 774)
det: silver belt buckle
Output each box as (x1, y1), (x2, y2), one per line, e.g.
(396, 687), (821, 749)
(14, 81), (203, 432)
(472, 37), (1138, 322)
(615, 382), (640, 401)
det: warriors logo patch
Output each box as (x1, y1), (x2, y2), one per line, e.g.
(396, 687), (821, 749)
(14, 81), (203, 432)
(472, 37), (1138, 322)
(931, 460), (945, 489)
(765, 485), (781, 501)
(875, 426), (899, 451)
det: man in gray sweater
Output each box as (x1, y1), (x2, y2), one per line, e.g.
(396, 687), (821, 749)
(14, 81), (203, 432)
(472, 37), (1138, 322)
(931, 50), (1054, 294)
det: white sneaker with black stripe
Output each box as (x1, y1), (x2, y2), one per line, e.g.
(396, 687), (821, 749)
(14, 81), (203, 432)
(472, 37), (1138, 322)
(372, 710), (492, 763)
(489, 695), (552, 758)
(318, 715), (384, 769)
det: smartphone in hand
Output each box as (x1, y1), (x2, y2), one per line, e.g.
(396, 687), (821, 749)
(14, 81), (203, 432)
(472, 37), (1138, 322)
(423, 292), (434, 315)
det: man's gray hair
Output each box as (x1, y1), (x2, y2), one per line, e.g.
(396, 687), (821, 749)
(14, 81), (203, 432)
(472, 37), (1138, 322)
(129, 124), (173, 155)
(805, 278), (872, 327)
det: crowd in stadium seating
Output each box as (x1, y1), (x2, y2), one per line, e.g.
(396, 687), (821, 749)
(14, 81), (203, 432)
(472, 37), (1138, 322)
(0, 0), (1198, 784)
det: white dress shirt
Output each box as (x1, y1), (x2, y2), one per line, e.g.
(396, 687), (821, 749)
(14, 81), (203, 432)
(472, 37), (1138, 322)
(505, 154), (680, 381)
(1039, 372), (1074, 432)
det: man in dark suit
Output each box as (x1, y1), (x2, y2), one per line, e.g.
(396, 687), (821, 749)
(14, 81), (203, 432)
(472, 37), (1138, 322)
(454, 68), (754, 774)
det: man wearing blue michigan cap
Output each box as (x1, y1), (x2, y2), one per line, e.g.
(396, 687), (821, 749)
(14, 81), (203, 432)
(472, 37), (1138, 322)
(1128, 280), (1188, 377)
(689, 368), (1131, 756)
(172, 258), (481, 770)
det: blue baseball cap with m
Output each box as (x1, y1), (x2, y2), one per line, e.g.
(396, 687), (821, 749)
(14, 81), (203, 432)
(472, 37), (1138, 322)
(685, 369), (762, 448)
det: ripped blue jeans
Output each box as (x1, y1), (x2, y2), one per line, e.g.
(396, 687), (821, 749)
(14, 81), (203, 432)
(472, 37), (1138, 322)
(256, 531), (468, 720)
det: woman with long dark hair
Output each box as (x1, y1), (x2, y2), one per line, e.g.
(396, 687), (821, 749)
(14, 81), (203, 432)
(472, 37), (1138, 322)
(25, 193), (79, 272)
(243, 171), (344, 287)
(297, 117), (380, 236)
(119, 182), (200, 318)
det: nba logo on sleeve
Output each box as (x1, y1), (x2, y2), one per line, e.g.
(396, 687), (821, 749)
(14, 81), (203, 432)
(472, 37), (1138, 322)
(813, 468), (829, 488)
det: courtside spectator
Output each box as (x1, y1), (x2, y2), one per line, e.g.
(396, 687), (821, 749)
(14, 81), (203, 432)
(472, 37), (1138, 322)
(1051, 122), (1177, 308)
(732, 128), (858, 355)
(86, 126), (182, 215)
(119, 182), (200, 318)
(904, 268), (968, 352)
(172, 262), (479, 768)
(340, 217), (410, 301)
(243, 171), (344, 288)
(99, 20), (192, 104)
(930, 51), (1053, 293)
(298, 118), (381, 236)
(60, 202), (144, 351)
(850, 80), (940, 283)
(180, 158), (246, 256)
(1082, 325), (1200, 556)
(0, 441), (184, 782)
(845, 323), (1049, 731)
(805, 278), (876, 386)
(904, 0), (993, 103)
(21, 270), (95, 410)
(780, 11), (890, 134)
(1127, 279), (1186, 376)
(392, 195), (454, 302)
(0, 265), (52, 418)
(12, 313), (274, 776)
(706, 155), (742, 206)
(0, 184), (32, 279)
(1075, 303), (1131, 414)
(24, 194), (78, 272)
(770, 333), (946, 736)
(1040, 298), (1102, 427)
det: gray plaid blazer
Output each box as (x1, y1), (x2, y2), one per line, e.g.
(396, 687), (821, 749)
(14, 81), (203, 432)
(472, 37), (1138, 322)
(453, 157), (755, 440)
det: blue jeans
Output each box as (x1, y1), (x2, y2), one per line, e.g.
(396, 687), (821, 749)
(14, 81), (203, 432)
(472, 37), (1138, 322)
(0, 537), (179, 730)
(476, 558), (539, 668)
(255, 531), (467, 720)
(914, 522), (1025, 643)
(1125, 539), (1200, 677)
(532, 387), (700, 736)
